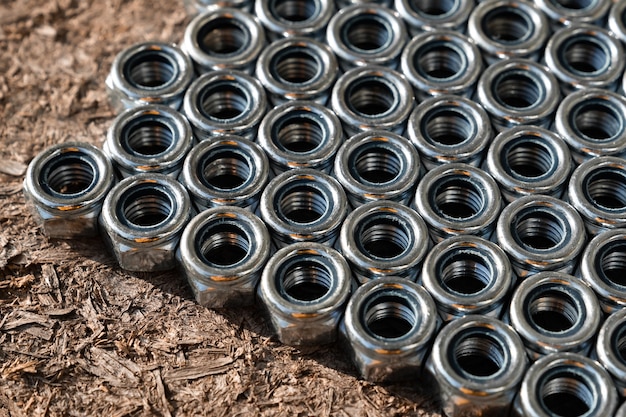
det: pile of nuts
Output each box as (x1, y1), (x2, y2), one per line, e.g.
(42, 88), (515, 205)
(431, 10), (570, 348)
(20, 0), (626, 415)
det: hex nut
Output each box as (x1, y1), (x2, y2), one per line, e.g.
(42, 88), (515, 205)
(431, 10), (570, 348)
(340, 277), (439, 382)
(595, 308), (626, 397)
(394, 0), (472, 34)
(609, 1), (626, 44)
(255, 0), (334, 40)
(535, 0), (611, 26)
(184, 0), (253, 15)
(23, 142), (115, 239)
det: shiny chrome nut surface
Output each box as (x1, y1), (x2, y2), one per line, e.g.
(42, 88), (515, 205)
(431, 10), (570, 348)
(425, 315), (528, 417)
(100, 173), (192, 272)
(255, 0), (334, 39)
(554, 88), (626, 164)
(333, 130), (420, 207)
(331, 65), (414, 137)
(23, 142), (115, 239)
(179, 135), (269, 211)
(106, 42), (194, 113)
(182, 8), (265, 74)
(467, 0), (549, 64)
(609, 1), (626, 44)
(618, 402), (626, 417)
(508, 271), (601, 359)
(103, 104), (193, 178)
(339, 200), (430, 283)
(394, 0), (473, 34)
(184, 0), (253, 15)
(326, 4), (407, 70)
(595, 308), (626, 397)
(400, 31), (483, 101)
(578, 228), (626, 313)
(513, 352), (618, 417)
(568, 156), (626, 235)
(256, 100), (343, 174)
(484, 125), (572, 203)
(476, 58), (560, 132)
(413, 163), (502, 242)
(257, 242), (352, 346)
(420, 235), (513, 321)
(183, 70), (267, 140)
(340, 277), (439, 382)
(336, 0), (392, 8)
(545, 24), (625, 94)
(496, 195), (586, 278)
(407, 95), (492, 170)
(535, 0), (611, 27)
(177, 206), (270, 308)
(259, 168), (348, 247)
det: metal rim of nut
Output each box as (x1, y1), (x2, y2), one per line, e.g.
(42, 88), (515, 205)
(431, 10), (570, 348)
(326, 4), (407, 69)
(476, 58), (560, 132)
(394, 0), (473, 33)
(535, 0), (612, 26)
(259, 168), (348, 246)
(420, 235), (513, 321)
(595, 308), (626, 396)
(333, 130), (421, 206)
(516, 352), (618, 417)
(256, 100), (343, 173)
(484, 125), (572, 202)
(106, 41), (194, 111)
(496, 194), (586, 277)
(255, 0), (334, 38)
(400, 30), (482, 100)
(467, 0), (549, 63)
(609, 1), (626, 44)
(183, 69), (267, 140)
(179, 135), (269, 210)
(339, 200), (430, 282)
(407, 95), (492, 170)
(184, 0), (253, 15)
(413, 163), (502, 242)
(182, 8), (265, 74)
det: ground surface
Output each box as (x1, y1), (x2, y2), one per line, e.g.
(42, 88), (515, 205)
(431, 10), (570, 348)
(0, 1), (439, 415)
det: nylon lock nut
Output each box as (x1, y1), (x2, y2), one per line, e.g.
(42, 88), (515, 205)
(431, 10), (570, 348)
(177, 206), (271, 308)
(23, 142), (115, 239)
(99, 173), (192, 272)
(394, 0), (473, 34)
(257, 242), (352, 346)
(255, 0), (334, 40)
(595, 308), (626, 397)
(340, 277), (439, 382)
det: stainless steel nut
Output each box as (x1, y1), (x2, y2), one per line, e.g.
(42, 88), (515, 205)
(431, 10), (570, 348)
(535, 0), (611, 27)
(105, 42), (194, 113)
(257, 242), (352, 346)
(182, 8), (265, 74)
(103, 104), (193, 178)
(256, 100), (343, 174)
(617, 402), (626, 417)
(184, 0), (253, 15)
(407, 95), (492, 170)
(400, 30), (483, 101)
(420, 235), (513, 321)
(23, 142), (115, 239)
(336, 0), (392, 8)
(259, 168), (348, 247)
(99, 173), (192, 272)
(568, 156), (626, 235)
(545, 24), (625, 94)
(554, 88), (626, 164)
(496, 194), (586, 278)
(512, 352), (618, 417)
(339, 200), (430, 283)
(179, 135), (269, 212)
(255, 37), (338, 105)
(255, 0), (334, 39)
(326, 4), (407, 70)
(340, 277), (439, 382)
(595, 308), (626, 397)
(413, 163), (502, 242)
(183, 70), (267, 140)
(609, 1), (626, 44)
(476, 58), (561, 132)
(331, 65), (414, 137)
(483, 125), (572, 203)
(467, 0), (549, 64)
(394, 0), (473, 34)
(333, 130), (421, 207)
(425, 315), (528, 417)
(177, 206), (271, 308)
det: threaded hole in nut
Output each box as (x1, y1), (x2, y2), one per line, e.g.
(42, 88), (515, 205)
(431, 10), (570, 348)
(515, 210), (566, 250)
(123, 119), (174, 156)
(600, 243), (626, 287)
(574, 102), (622, 140)
(551, 0), (594, 9)
(434, 178), (484, 219)
(410, 0), (458, 16)
(347, 78), (396, 116)
(495, 72), (542, 109)
(44, 156), (96, 195)
(198, 19), (248, 55)
(353, 146), (402, 184)
(613, 325), (626, 363)
(279, 185), (329, 223)
(440, 253), (492, 295)
(416, 43), (465, 80)
(282, 260), (332, 302)
(505, 141), (554, 178)
(528, 289), (580, 332)
(482, 8), (531, 43)
(272, 0), (319, 22)
(274, 50), (320, 84)
(585, 169), (626, 210)
(276, 115), (325, 153)
(200, 150), (251, 190)
(424, 108), (474, 146)
(125, 50), (177, 88)
(364, 295), (417, 339)
(345, 15), (391, 51)
(563, 38), (608, 74)
(200, 223), (249, 266)
(454, 333), (505, 377)
(122, 187), (172, 227)
(359, 218), (411, 259)
(541, 372), (593, 417)
(199, 82), (249, 120)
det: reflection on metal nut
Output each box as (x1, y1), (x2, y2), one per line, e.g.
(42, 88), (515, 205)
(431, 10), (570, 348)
(255, 0), (334, 39)
(184, 0), (253, 15)
(595, 308), (626, 397)
(394, 0), (473, 34)
(535, 0), (611, 27)
(609, 1), (626, 44)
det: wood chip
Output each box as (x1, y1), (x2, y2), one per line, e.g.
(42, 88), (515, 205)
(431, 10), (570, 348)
(0, 160), (26, 176)
(163, 357), (235, 382)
